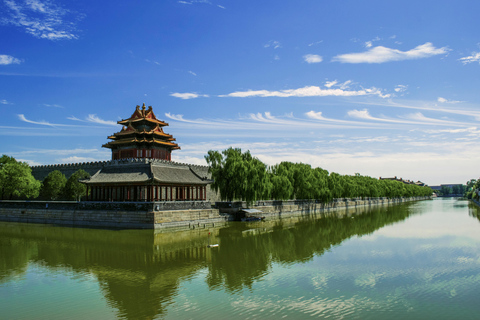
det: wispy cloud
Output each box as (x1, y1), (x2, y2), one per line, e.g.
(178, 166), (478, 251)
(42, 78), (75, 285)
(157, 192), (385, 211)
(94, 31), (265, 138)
(303, 54), (323, 63)
(264, 40), (281, 49)
(145, 59), (161, 65)
(0, 54), (22, 65)
(188, 70), (197, 76)
(308, 40), (323, 47)
(437, 97), (462, 104)
(347, 109), (469, 127)
(67, 114), (117, 126)
(43, 103), (63, 108)
(332, 42), (449, 64)
(18, 114), (56, 126)
(394, 85), (408, 93)
(19, 114), (98, 127)
(86, 114), (117, 126)
(458, 52), (480, 64)
(362, 99), (480, 121)
(1, 99), (12, 104)
(219, 85), (391, 98)
(2, 0), (81, 40)
(170, 92), (209, 99)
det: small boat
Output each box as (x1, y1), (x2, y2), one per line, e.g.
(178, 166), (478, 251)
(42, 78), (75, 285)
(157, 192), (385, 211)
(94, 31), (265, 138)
(207, 244), (219, 248)
(238, 208), (265, 222)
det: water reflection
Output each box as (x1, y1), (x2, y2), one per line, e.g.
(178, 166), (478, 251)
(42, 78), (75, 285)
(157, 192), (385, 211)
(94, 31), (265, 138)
(0, 203), (416, 319)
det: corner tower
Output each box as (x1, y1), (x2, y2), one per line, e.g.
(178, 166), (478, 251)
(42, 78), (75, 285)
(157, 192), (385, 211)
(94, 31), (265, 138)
(102, 104), (180, 160)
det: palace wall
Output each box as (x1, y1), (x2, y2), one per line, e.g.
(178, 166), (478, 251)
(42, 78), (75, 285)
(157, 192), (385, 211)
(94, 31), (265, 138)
(31, 159), (221, 203)
(31, 161), (107, 181)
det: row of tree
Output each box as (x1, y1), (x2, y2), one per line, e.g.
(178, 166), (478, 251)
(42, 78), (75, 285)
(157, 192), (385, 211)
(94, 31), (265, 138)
(0, 155), (89, 201)
(206, 148), (433, 203)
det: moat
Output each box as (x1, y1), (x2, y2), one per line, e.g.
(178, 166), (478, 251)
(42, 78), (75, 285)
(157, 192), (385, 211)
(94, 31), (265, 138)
(1, 198), (480, 319)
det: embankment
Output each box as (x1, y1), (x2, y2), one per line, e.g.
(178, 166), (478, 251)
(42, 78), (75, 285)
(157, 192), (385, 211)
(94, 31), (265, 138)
(0, 196), (430, 230)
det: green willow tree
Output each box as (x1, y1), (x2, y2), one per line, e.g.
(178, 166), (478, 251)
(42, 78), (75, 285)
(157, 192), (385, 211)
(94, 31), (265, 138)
(206, 148), (433, 202)
(0, 155), (41, 200)
(205, 148), (270, 203)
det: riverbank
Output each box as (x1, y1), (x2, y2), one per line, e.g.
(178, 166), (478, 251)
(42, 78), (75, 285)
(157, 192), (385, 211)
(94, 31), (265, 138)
(0, 196), (430, 230)
(217, 196), (431, 221)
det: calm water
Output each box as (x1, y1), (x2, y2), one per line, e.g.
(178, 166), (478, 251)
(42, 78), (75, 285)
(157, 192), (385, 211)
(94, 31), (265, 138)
(1, 198), (480, 319)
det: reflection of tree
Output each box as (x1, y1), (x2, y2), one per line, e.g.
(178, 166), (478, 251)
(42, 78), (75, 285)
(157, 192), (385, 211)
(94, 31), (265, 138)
(207, 203), (415, 291)
(1, 202), (417, 318)
(0, 223), (213, 319)
(468, 203), (480, 222)
(0, 234), (36, 284)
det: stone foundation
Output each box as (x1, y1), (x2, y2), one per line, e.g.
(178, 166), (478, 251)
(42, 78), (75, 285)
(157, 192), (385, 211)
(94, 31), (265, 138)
(0, 197), (430, 230)
(0, 200), (226, 229)
(217, 197), (431, 220)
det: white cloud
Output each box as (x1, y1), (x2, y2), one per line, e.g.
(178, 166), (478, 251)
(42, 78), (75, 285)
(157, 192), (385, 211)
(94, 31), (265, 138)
(324, 80), (337, 88)
(0, 54), (22, 65)
(264, 40), (281, 49)
(43, 103), (63, 108)
(66, 114), (117, 126)
(188, 70), (197, 76)
(86, 114), (117, 126)
(219, 85), (390, 98)
(1, 99), (12, 105)
(308, 40), (323, 47)
(303, 54), (323, 63)
(170, 92), (209, 99)
(18, 114), (55, 126)
(458, 52), (480, 64)
(332, 42), (449, 64)
(3, 0), (81, 40)
(365, 41), (372, 48)
(145, 59), (161, 65)
(394, 85), (408, 93)
(437, 97), (462, 104)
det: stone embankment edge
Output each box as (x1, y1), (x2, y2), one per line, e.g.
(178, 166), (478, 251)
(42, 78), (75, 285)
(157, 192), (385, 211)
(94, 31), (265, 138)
(0, 201), (227, 230)
(0, 197), (430, 230)
(218, 196), (431, 220)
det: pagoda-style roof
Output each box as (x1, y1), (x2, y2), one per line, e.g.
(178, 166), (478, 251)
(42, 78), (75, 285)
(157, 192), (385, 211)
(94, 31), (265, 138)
(85, 159), (211, 185)
(102, 138), (180, 149)
(118, 104), (169, 126)
(103, 104), (180, 155)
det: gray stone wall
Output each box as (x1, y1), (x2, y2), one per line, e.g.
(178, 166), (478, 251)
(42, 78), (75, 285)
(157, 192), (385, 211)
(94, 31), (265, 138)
(216, 197), (431, 220)
(0, 200), (224, 229)
(31, 161), (107, 180)
(30, 159), (221, 202)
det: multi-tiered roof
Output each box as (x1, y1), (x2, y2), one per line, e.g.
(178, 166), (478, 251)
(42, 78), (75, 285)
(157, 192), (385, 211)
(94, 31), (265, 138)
(103, 104), (180, 161)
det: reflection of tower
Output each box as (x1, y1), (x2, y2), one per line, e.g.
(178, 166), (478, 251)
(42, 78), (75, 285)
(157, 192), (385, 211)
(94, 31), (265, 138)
(81, 231), (214, 319)
(0, 223), (215, 320)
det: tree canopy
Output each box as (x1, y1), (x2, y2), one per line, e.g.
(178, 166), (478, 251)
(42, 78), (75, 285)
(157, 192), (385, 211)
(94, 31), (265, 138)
(0, 155), (41, 200)
(64, 169), (90, 201)
(40, 170), (67, 200)
(205, 148), (433, 203)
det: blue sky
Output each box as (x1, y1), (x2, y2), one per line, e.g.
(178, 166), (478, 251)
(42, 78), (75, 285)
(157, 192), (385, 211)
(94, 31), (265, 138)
(1, 0), (479, 185)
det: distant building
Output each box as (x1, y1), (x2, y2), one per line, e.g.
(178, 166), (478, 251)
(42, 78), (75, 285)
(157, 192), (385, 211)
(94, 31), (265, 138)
(379, 176), (427, 186)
